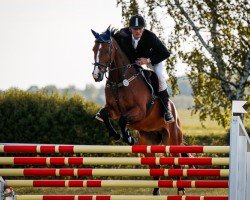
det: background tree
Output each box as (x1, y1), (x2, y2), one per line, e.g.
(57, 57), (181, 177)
(116, 0), (250, 126)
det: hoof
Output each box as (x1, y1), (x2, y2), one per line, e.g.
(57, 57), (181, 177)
(177, 188), (185, 195)
(123, 136), (137, 146)
(153, 188), (161, 196)
(110, 132), (122, 141)
(128, 137), (137, 145)
(95, 113), (104, 122)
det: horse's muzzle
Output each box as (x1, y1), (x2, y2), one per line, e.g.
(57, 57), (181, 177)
(94, 72), (104, 82)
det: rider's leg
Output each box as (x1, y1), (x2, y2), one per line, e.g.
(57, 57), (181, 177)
(153, 62), (174, 123)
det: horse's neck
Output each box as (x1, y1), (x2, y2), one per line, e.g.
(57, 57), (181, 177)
(108, 40), (135, 83)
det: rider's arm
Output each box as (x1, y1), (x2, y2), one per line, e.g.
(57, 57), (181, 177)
(149, 33), (170, 65)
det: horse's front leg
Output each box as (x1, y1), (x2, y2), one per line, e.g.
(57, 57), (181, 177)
(144, 152), (161, 196)
(172, 152), (186, 195)
(97, 108), (121, 141)
(118, 116), (137, 145)
(152, 164), (161, 196)
(136, 132), (164, 196)
(162, 127), (185, 195)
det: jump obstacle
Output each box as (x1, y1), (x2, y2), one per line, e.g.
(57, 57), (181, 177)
(0, 115), (249, 199)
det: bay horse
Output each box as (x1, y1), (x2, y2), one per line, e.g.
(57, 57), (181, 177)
(91, 27), (186, 195)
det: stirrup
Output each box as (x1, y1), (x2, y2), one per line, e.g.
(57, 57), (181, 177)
(124, 136), (137, 146)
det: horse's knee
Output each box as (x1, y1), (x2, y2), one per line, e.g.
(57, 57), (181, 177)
(99, 108), (109, 119)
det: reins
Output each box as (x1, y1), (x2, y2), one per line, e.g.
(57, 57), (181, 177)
(108, 63), (137, 72)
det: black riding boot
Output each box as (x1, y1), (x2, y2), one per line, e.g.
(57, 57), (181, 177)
(158, 89), (174, 123)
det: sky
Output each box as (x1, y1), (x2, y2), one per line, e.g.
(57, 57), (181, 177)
(0, 0), (185, 91)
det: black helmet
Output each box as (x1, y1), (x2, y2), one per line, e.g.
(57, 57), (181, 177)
(129, 15), (145, 29)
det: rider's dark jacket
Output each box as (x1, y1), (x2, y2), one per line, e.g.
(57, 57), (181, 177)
(113, 28), (170, 65)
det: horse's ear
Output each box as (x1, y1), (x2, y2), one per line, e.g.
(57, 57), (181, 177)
(91, 29), (99, 39)
(105, 26), (111, 41)
(106, 25), (111, 32)
(106, 26), (111, 36)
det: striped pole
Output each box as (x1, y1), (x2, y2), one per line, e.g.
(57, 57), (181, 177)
(14, 195), (229, 200)
(0, 144), (230, 154)
(5, 180), (229, 188)
(0, 157), (229, 166)
(0, 168), (229, 177)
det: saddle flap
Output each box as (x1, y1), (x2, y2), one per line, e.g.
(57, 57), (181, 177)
(140, 66), (159, 94)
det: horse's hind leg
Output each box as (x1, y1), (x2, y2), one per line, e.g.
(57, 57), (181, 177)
(98, 108), (121, 141)
(118, 116), (136, 145)
(137, 131), (163, 196)
(151, 162), (161, 196)
(173, 161), (186, 195)
(161, 126), (185, 195)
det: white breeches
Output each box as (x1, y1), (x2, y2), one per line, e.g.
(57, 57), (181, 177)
(153, 62), (168, 92)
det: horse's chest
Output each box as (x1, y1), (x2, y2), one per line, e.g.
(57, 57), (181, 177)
(106, 89), (133, 108)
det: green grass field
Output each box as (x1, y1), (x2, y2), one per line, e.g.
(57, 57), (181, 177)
(178, 109), (249, 136)
(178, 109), (227, 136)
(13, 187), (228, 196)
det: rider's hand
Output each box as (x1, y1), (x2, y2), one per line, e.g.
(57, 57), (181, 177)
(136, 58), (151, 65)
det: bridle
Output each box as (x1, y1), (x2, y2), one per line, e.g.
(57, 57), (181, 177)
(92, 40), (113, 75)
(93, 38), (117, 80)
(92, 35), (145, 114)
(92, 38), (140, 85)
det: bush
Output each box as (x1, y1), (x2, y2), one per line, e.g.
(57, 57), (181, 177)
(0, 89), (110, 144)
(184, 134), (228, 146)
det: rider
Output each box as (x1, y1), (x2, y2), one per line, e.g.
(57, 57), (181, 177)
(112, 14), (174, 123)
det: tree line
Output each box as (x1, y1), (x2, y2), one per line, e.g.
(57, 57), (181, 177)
(12, 76), (193, 109)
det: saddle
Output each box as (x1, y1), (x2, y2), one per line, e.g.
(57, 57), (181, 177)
(138, 65), (160, 110)
(138, 65), (159, 93)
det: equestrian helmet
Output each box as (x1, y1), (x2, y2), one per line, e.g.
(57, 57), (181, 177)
(129, 15), (145, 29)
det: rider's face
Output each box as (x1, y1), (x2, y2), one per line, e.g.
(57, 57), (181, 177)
(130, 27), (144, 39)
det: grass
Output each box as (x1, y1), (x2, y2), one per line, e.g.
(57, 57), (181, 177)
(13, 187), (228, 196)
(178, 109), (226, 136)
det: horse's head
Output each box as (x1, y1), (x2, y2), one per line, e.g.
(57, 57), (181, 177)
(91, 26), (115, 82)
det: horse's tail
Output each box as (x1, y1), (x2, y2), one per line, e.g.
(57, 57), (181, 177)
(169, 100), (182, 130)
(169, 101), (196, 167)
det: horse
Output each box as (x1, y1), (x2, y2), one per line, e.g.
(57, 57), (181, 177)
(91, 27), (186, 195)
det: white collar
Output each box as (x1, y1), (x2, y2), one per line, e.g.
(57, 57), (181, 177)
(132, 35), (141, 42)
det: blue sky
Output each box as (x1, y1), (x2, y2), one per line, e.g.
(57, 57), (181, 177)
(0, 0), (185, 90)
